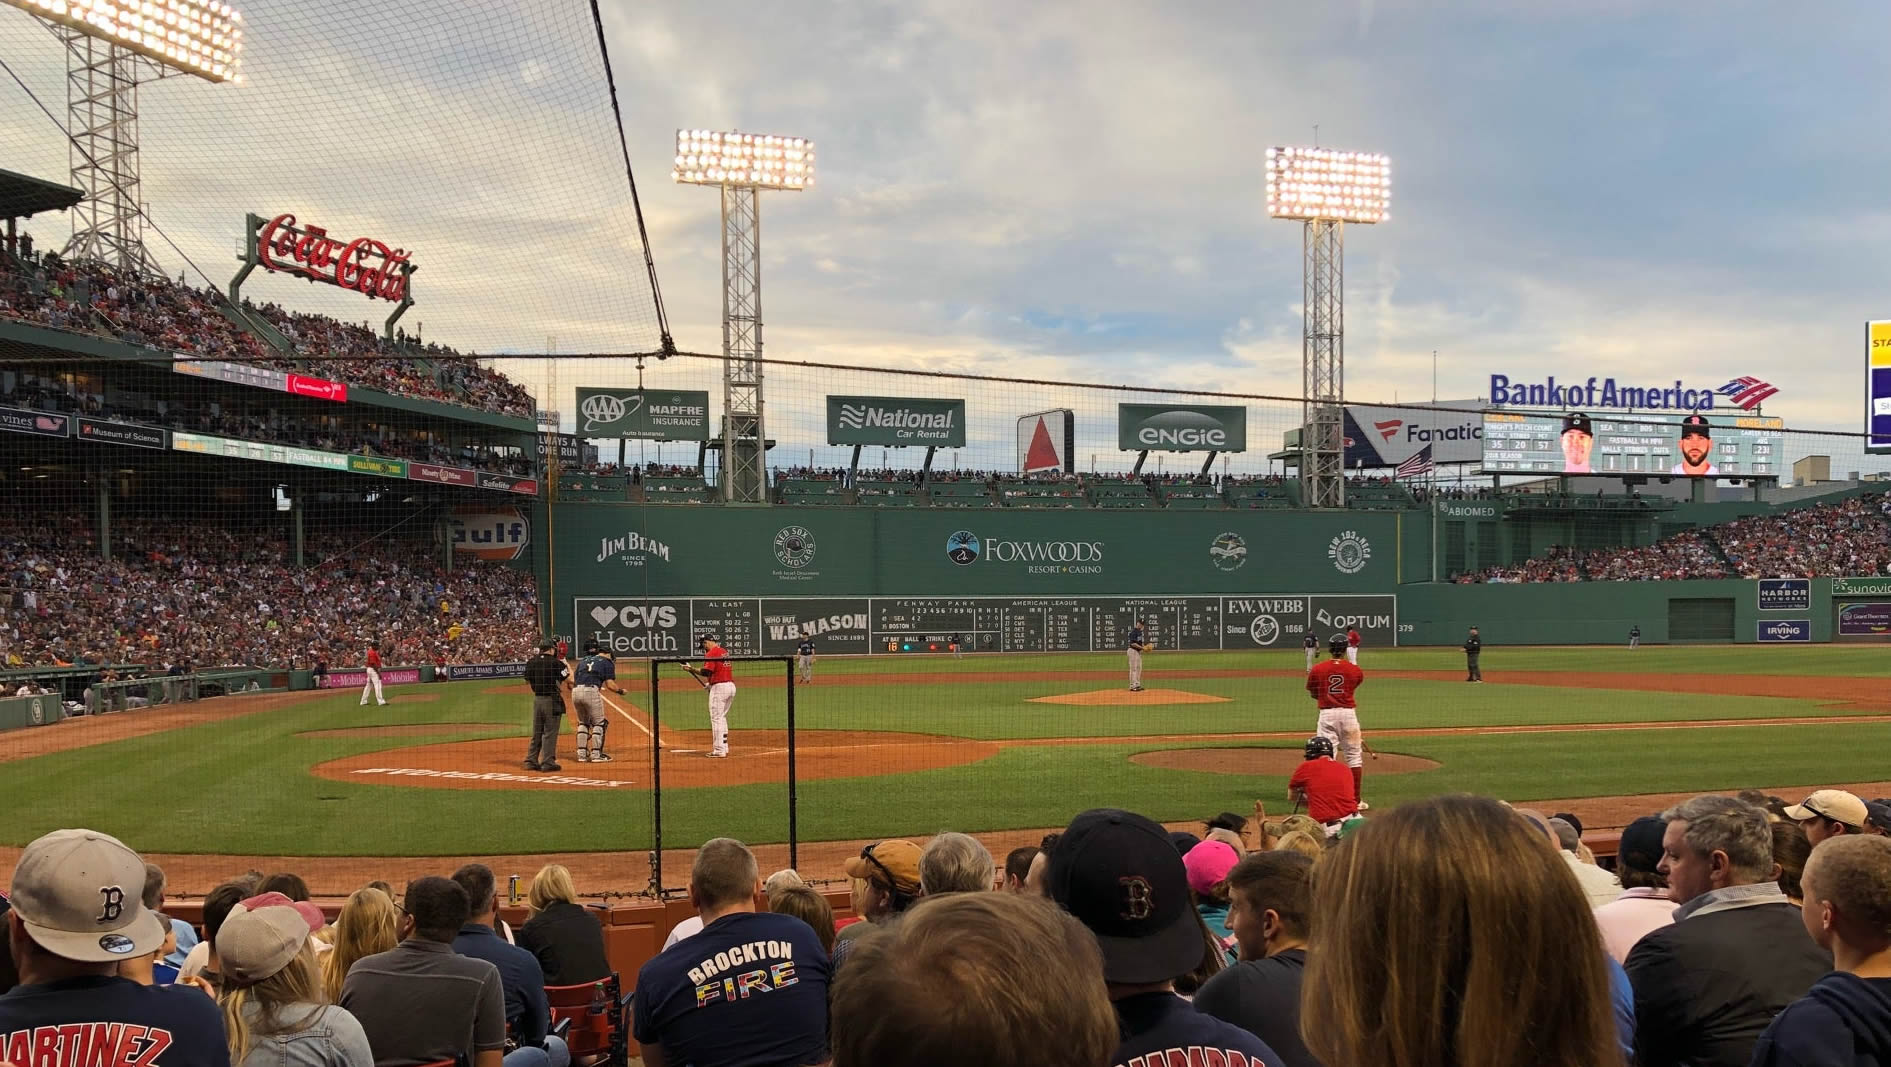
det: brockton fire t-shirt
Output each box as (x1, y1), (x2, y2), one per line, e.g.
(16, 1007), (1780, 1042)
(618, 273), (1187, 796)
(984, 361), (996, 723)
(0, 975), (230, 1067)
(632, 911), (830, 1066)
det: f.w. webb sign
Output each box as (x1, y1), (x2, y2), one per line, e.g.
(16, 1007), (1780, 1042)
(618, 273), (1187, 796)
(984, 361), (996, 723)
(826, 395), (966, 447)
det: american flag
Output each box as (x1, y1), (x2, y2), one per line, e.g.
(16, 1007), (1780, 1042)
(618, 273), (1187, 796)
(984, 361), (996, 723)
(1716, 376), (1779, 410)
(1395, 445), (1434, 480)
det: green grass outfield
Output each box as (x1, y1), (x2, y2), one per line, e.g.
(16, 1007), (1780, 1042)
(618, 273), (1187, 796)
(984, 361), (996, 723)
(0, 644), (1884, 857)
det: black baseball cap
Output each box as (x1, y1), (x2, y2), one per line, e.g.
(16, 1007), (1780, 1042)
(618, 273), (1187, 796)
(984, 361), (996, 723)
(1617, 815), (1666, 875)
(1050, 808), (1202, 984)
(537, 640), (557, 653)
(1680, 414), (1711, 438)
(1562, 412), (1593, 436)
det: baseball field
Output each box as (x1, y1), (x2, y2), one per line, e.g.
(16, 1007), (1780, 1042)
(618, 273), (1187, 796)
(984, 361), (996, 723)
(3, 644), (1888, 894)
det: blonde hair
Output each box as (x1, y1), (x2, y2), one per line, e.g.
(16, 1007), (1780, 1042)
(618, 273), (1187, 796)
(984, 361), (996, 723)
(221, 941), (326, 1066)
(1303, 794), (1624, 1067)
(1273, 830), (1326, 860)
(528, 864), (579, 914)
(321, 888), (400, 1004)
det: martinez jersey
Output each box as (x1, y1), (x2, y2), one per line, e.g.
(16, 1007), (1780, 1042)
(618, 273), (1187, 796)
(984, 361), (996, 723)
(632, 911), (830, 1067)
(1307, 659), (1363, 709)
(0, 975), (231, 1067)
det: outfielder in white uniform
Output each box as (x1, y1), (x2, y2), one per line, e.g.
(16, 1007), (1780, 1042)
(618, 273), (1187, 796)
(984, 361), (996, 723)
(685, 635), (736, 757)
(796, 634), (815, 684)
(570, 642), (628, 762)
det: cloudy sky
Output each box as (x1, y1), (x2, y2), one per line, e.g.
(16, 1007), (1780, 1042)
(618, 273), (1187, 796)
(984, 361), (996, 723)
(3, 0), (1888, 472)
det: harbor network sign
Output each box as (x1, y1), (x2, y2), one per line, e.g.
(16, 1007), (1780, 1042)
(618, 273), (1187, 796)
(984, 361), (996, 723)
(826, 395), (966, 447)
(1117, 404), (1247, 452)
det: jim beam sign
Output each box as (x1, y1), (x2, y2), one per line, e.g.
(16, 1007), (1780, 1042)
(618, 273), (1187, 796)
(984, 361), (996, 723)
(247, 212), (415, 304)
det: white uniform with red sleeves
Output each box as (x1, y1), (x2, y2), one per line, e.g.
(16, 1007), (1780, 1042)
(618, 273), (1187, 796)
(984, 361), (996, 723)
(702, 647), (736, 756)
(359, 648), (386, 706)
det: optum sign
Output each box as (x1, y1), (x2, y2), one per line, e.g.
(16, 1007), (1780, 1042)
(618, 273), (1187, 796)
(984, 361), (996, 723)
(1117, 404), (1247, 452)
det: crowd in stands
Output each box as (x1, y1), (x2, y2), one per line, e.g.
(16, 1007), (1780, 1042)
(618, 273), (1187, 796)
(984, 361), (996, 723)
(0, 512), (537, 672)
(2, 371), (536, 478)
(6, 779), (1891, 1067)
(0, 241), (534, 418)
(1460, 492), (1891, 583)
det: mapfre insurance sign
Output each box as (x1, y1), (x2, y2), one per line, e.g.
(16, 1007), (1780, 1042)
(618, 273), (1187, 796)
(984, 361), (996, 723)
(1342, 402), (1483, 468)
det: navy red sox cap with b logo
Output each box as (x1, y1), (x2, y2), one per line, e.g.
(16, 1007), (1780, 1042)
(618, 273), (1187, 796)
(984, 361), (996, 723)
(8, 828), (164, 962)
(1049, 808), (1202, 984)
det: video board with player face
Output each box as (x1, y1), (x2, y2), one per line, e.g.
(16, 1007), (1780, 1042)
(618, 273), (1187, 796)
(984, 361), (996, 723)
(1480, 411), (1783, 477)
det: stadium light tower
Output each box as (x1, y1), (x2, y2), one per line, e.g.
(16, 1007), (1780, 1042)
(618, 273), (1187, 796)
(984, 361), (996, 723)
(1, 0), (245, 274)
(1266, 146), (1390, 509)
(674, 129), (814, 503)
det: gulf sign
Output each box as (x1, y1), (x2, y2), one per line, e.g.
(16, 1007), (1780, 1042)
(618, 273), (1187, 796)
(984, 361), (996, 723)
(449, 509), (530, 561)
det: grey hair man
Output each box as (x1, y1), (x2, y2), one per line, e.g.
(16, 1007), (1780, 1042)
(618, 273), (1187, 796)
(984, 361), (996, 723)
(1625, 795), (1832, 1067)
(1548, 816), (1621, 907)
(920, 832), (996, 896)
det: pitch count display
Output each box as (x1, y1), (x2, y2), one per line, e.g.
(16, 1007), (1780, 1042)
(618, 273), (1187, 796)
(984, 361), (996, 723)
(1480, 411), (1782, 477)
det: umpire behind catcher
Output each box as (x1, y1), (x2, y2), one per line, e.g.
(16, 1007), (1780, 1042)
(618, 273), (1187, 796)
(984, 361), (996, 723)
(522, 640), (571, 772)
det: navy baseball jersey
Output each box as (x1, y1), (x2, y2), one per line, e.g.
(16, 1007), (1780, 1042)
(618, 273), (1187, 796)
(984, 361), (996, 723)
(574, 654), (616, 688)
(796, 638), (814, 657)
(1127, 626), (1147, 649)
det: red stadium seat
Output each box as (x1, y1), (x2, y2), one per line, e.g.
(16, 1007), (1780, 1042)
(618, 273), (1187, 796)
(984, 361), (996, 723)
(545, 974), (626, 1067)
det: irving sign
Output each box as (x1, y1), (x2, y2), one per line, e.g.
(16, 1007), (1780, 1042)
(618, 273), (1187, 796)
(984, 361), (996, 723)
(826, 395), (967, 447)
(1117, 404), (1247, 452)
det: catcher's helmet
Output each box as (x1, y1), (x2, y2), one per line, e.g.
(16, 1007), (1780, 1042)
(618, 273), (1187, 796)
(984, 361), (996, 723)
(1304, 736), (1336, 760)
(1328, 634), (1349, 656)
(582, 640), (600, 654)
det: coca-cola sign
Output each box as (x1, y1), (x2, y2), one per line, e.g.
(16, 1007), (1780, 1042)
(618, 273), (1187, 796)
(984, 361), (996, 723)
(254, 212), (414, 303)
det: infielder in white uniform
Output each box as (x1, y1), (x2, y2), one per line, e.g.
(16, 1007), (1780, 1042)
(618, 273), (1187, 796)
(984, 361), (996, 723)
(684, 634), (736, 757)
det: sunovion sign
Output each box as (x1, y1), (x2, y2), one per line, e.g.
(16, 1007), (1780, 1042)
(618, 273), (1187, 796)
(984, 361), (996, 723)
(1490, 375), (1731, 412)
(1117, 404), (1247, 452)
(826, 395), (966, 447)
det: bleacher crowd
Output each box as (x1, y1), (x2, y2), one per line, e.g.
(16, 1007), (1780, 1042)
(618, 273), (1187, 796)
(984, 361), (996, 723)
(0, 513), (536, 672)
(5, 781), (1890, 1067)
(1461, 492), (1891, 583)
(0, 242), (534, 418)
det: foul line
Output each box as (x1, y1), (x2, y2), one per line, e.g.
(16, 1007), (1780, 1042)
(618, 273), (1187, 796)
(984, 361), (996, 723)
(602, 692), (655, 741)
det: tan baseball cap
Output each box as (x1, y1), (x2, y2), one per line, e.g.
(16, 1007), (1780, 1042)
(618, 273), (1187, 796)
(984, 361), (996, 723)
(217, 901), (316, 985)
(1784, 790), (1869, 829)
(8, 829), (164, 962)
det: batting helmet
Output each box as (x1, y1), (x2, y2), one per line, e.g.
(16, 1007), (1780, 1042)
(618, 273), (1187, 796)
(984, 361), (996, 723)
(1304, 736), (1336, 760)
(1328, 634), (1349, 657)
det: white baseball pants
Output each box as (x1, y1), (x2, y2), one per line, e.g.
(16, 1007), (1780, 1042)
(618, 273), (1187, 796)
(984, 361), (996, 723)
(708, 681), (736, 756)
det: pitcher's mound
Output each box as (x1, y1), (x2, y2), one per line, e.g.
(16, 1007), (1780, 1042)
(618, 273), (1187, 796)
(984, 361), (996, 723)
(1132, 747), (1441, 776)
(1031, 688), (1232, 706)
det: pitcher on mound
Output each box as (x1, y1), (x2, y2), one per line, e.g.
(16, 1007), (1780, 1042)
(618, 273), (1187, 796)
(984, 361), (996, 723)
(1306, 633), (1369, 809)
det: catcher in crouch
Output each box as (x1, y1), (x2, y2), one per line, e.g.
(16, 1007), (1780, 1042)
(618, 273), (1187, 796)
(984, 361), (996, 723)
(1306, 633), (1370, 809)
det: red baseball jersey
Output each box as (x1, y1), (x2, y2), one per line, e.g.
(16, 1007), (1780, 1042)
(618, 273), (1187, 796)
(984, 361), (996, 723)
(1347, 629), (1361, 648)
(1307, 658), (1364, 709)
(702, 646), (734, 686)
(366, 649), (382, 669)
(1289, 758), (1358, 823)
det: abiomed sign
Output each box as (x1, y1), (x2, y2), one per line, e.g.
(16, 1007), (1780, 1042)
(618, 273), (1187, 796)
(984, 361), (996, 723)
(1117, 404), (1248, 452)
(575, 388), (710, 441)
(826, 395), (966, 447)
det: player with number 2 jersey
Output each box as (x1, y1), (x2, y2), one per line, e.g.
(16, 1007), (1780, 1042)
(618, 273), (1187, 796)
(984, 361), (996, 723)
(1306, 634), (1369, 809)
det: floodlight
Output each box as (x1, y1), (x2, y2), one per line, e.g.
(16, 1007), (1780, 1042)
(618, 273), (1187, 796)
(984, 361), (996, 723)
(1264, 146), (1390, 224)
(673, 130), (814, 191)
(1, 0), (244, 82)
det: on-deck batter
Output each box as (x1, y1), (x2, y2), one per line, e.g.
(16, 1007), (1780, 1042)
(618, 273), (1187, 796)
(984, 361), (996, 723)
(1306, 634), (1368, 808)
(683, 635), (736, 758)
